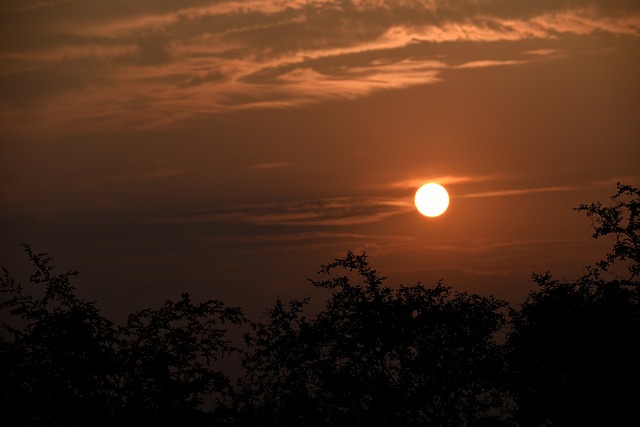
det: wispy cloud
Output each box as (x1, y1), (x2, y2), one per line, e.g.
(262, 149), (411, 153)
(2, 0), (639, 134)
(152, 182), (587, 231)
(455, 59), (528, 69)
(14, 1), (55, 13)
(382, 174), (502, 190)
(166, 196), (414, 227)
(86, 167), (186, 183)
(249, 162), (290, 170)
(459, 185), (579, 199)
(202, 231), (413, 243)
(524, 48), (564, 57)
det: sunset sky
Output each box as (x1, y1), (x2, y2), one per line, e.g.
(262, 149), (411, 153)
(1, 0), (639, 321)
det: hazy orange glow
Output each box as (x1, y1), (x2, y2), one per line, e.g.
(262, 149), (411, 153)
(0, 0), (638, 319)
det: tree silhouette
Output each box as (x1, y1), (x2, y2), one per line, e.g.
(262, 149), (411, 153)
(505, 183), (640, 425)
(0, 246), (120, 426)
(0, 245), (245, 426)
(576, 183), (639, 280)
(238, 252), (512, 426)
(115, 292), (245, 424)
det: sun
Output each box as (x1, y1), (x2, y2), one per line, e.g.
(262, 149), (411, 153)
(415, 183), (449, 217)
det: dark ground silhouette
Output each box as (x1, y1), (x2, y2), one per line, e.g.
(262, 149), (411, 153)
(1, 183), (638, 426)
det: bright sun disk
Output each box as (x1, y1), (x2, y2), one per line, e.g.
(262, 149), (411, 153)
(415, 183), (449, 217)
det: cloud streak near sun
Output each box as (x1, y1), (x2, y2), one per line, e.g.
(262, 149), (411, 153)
(170, 197), (414, 227)
(159, 180), (599, 228)
(1, 0), (639, 134)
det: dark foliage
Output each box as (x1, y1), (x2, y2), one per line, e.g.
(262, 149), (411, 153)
(506, 183), (640, 426)
(576, 183), (640, 279)
(115, 292), (245, 424)
(1, 183), (638, 426)
(238, 252), (511, 426)
(0, 247), (119, 426)
(0, 246), (245, 427)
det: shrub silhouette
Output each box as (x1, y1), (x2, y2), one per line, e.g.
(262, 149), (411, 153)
(0, 246), (121, 426)
(1, 183), (638, 426)
(115, 292), (245, 424)
(237, 252), (512, 426)
(0, 246), (245, 426)
(505, 183), (640, 425)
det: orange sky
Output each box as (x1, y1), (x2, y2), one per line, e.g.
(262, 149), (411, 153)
(1, 0), (639, 320)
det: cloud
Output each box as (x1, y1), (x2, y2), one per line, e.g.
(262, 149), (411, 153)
(379, 178), (596, 201)
(249, 162), (291, 170)
(455, 59), (528, 69)
(523, 48), (564, 56)
(2, 0), (639, 134)
(14, 1), (55, 13)
(459, 185), (579, 198)
(91, 167), (186, 183)
(382, 174), (502, 190)
(592, 175), (640, 186)
(202, 231), (411, 243)
(166, 196), (414, 227)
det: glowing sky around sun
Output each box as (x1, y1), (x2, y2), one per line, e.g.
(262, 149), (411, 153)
(1, 0), (639, 319)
